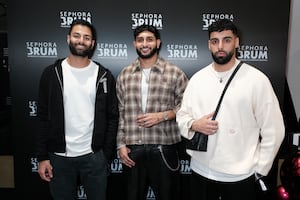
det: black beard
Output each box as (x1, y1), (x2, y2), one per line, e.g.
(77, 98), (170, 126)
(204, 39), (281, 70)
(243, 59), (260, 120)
(136, 47), (158, 59)
(211, 50), (234, 65)
(69, 42), (92, 57)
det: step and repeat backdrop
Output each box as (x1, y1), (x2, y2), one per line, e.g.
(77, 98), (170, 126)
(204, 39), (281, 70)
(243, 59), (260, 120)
(7, 0), (290, 199)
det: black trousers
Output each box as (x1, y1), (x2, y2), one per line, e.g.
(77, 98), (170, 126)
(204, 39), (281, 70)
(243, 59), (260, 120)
(123, 144), (180, 200)
(48, 150), (108, 200)
(190, 171), (268, 200)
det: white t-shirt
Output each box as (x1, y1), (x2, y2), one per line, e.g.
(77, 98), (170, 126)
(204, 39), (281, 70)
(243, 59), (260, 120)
(141, 68), (151, 113)
(56, 58), (99, 157)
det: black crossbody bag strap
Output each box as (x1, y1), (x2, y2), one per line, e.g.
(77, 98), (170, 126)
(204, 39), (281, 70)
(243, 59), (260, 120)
(212, 61), (243, 120)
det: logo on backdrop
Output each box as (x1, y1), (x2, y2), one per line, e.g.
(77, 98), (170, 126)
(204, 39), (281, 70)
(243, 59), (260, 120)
(29, 100), (37, 117)
(180, 159), (192, 174)
(26, 41), (58, 58)
(31, 157), (38, 172)
(96, 43), (128, 59)
(131, 13), (163, 29)
(110, 152), (123, 173)
(77, 186), (87, 199)
(238, 44), (268, 61)
(202, 13), (234, 30)
(147, 187), (156, 200)
(60, 10), (92, 28)
(166, 44), (198, 60)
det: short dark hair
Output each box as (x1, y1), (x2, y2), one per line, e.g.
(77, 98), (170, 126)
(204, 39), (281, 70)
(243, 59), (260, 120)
(133, 24), (161, 40)
(208, 19), (239, 38)
(69, 19), (97, 41)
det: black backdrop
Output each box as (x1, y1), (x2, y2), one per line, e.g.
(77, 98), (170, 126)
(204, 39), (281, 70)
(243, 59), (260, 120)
(7, 0), (290, 199)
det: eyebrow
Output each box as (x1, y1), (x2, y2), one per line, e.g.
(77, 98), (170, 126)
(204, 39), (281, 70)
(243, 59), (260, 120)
(72, 32), (92, 38)
(210, 36), (233, 40)
(136, 36), (155, 39)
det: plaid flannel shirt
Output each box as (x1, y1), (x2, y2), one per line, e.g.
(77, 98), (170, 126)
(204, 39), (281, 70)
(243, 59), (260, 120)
(116, 57), (188, 147)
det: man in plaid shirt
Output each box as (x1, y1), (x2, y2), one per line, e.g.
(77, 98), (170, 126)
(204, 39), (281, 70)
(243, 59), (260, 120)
(116, 24), (188, 200)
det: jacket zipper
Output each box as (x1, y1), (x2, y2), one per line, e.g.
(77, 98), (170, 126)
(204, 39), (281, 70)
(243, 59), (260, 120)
(54, 66), (66, 155)
(55, 66), (63, 92)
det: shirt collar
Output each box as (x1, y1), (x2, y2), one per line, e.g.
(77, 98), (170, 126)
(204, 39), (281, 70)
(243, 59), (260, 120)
(132, 57), (165, 74)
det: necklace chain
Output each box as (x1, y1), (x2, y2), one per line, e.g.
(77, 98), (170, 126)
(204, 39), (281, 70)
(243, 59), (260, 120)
(211, 67), (232, 83)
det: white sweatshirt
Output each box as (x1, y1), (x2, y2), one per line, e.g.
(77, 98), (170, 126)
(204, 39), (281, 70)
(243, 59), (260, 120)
(176, 60), (285, 181)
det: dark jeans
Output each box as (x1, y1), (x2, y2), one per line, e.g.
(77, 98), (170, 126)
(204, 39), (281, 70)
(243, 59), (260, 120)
(123, 144), (180, 200)
(48, 150), (108, 200)
(190, 171), (259, 200)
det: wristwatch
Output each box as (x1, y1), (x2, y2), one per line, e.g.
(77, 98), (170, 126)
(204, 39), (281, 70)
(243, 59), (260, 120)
(163, 111), (168, 121)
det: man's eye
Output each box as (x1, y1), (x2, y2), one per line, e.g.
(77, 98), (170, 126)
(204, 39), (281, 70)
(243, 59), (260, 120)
(210, 39), (218, 45)
(146, 38), (154, 42)
(224, 38), (232, 43)
(73, 34), (80, 39)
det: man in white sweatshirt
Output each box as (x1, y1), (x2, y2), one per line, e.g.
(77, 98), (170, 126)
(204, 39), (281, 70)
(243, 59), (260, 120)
(176, 19), (285, 200)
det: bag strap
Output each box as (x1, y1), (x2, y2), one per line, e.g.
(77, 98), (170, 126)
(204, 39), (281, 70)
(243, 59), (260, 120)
(212, 61), (243, 120)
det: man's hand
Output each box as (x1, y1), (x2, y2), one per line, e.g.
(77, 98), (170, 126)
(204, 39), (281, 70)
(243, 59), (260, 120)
(136, 112), (163, 128)
(38, 160), (53, 182)
(191, 112), (218, 135)
(119, 146), (135, 168)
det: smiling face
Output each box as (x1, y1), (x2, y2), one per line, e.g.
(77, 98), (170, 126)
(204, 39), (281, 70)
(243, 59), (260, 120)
(133, 30), (161, 59)
(208, 30), (239, 65)
(67, 24), (95, 57)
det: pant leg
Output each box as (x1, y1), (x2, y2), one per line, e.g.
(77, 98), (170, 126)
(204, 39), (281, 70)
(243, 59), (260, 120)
(48, 153), (78, 200)
(77, 150), (109, 200)
(147, 144), (181, 200)
(190, 171), (220, 200)
(123, 145), (148, 200)
(220, 175), (257, 200)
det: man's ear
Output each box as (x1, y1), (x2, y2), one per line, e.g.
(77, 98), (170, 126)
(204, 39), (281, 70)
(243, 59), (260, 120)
(157, 39), (161, 49)
(67, 35), (70, 45)
(235, 37), (239, 49)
